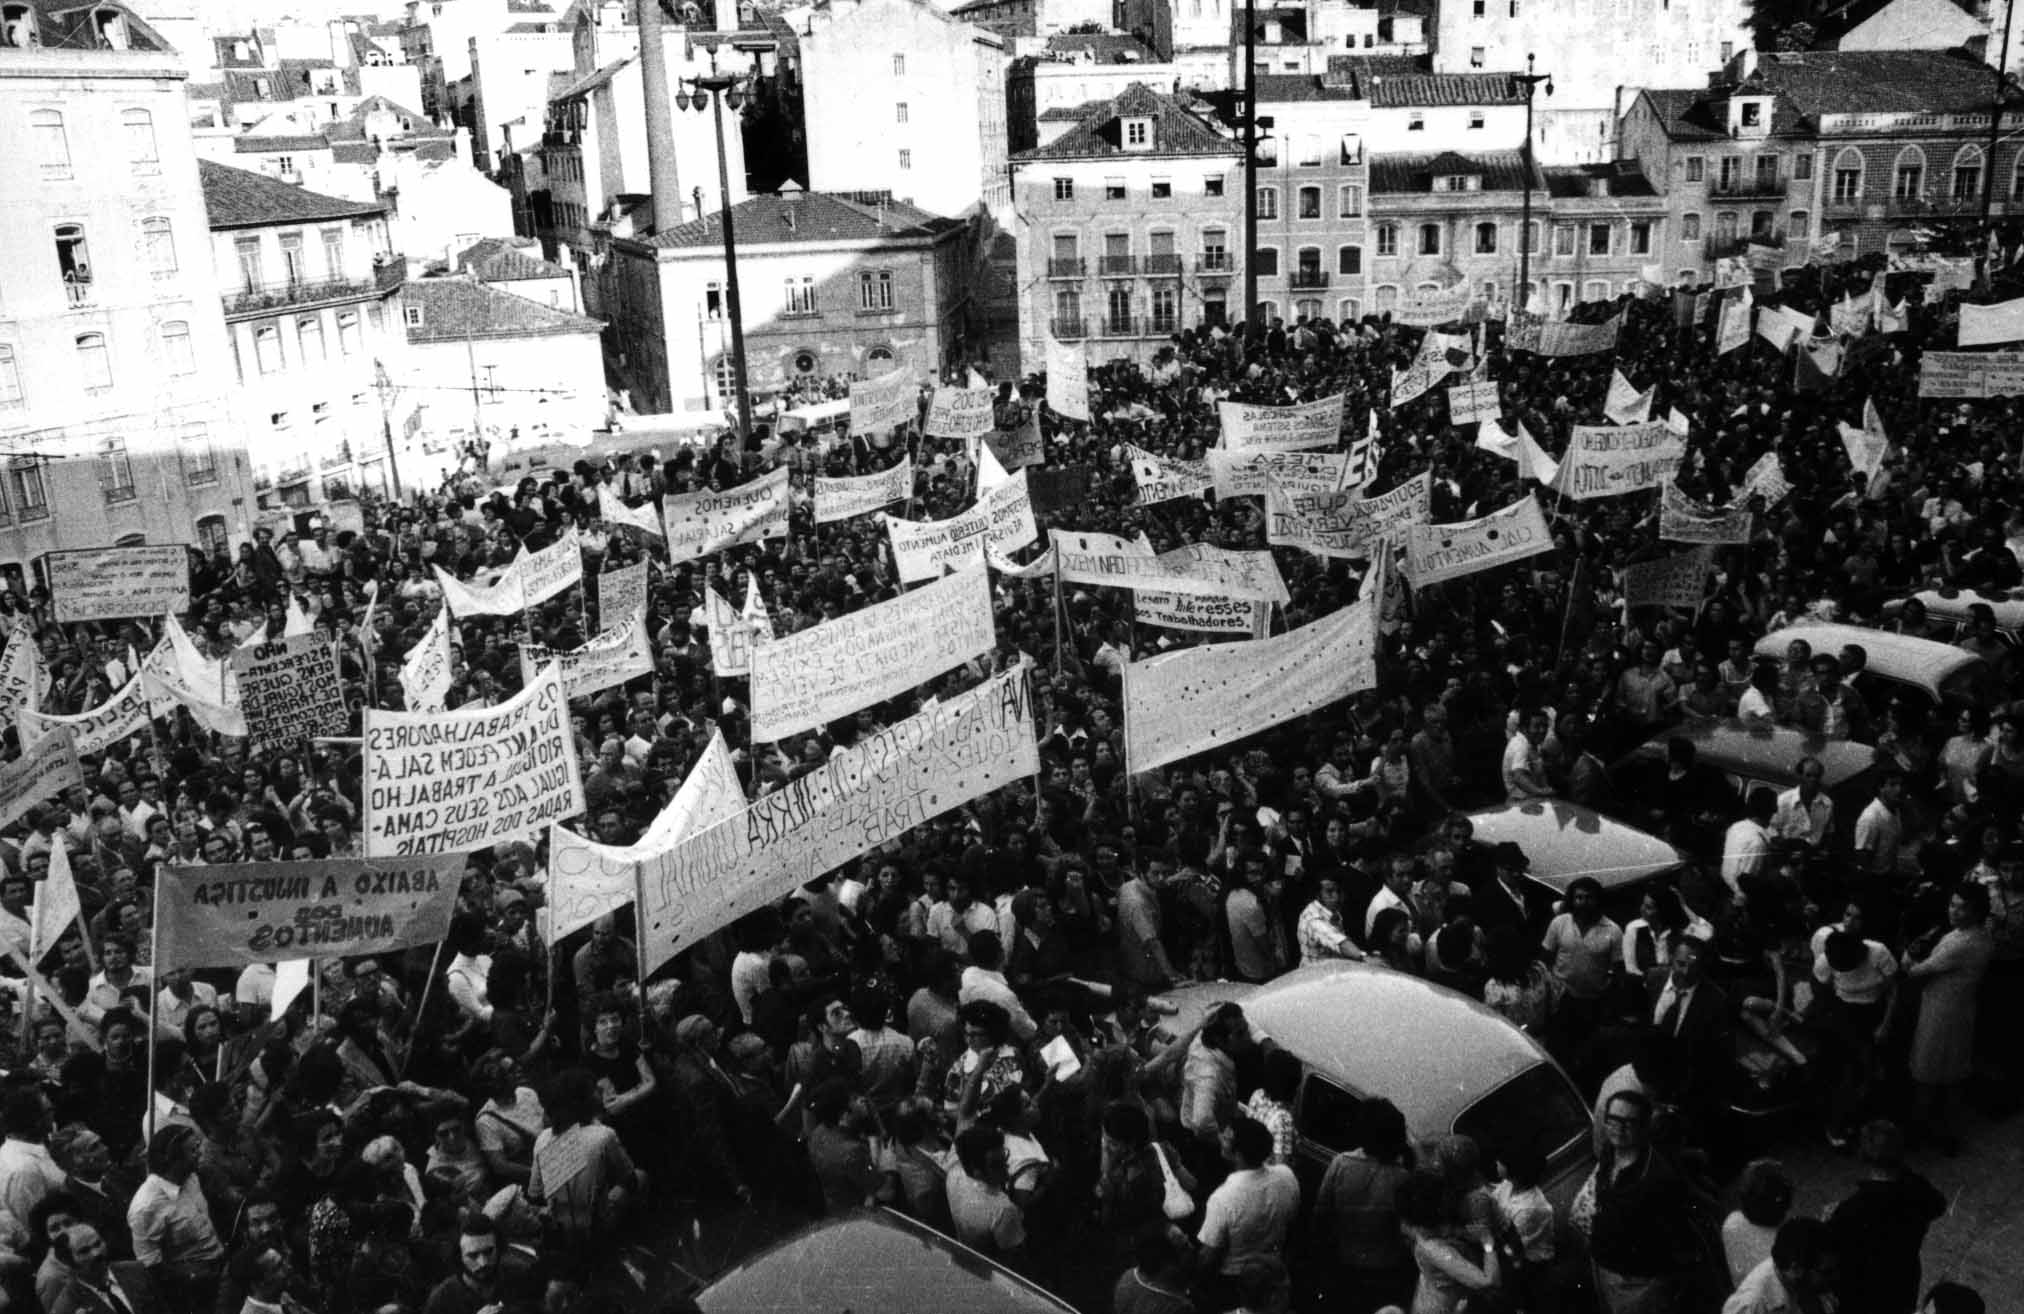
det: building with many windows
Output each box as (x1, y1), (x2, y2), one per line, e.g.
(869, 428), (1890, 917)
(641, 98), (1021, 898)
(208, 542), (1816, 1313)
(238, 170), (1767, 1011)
(0, 0), (257, 577)
(1009, 82), (1244, 370)
(1249, 68), (1370, 325)
(605, 188), (973, 415)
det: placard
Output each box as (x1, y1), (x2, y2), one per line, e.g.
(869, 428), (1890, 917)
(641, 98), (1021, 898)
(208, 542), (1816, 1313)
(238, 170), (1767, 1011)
(232, 635), (348, 752)
(1264, 472), (1432, 560)
(362, 665), (584, 857)
(1392, 281), (1473, 328)
(0, 730), (82, 833)
(662, 467), (790, 562)
(1127, 445), (1213, 505)
(1401, 495), (1555, 587)
(1624, 547), (1713, 611)
(883, 474), (1037, 584)
(1958, 296), (2024, 347)
(520, 609), (653, 701)
(986, 416), (1045, 470)
(1741, 453), (1792, 507)
(1390, 330), (1470, 407)
(1217, 394), (1343, 452)
(1917, 351), (2024, 399)
(850, 368), (915, 433)
(1135, 591), (1269, 636)
(1508, 313), (1622, 358)
(517, 530), (583, 608)
(1209, 450), (1350, 499)
(597, 561), (649, 633)
(155, 855), (465, 970)
(703, 583), (769, 677)
(48, 546), (189, 623)
(815, 459), (913, 524)
(1553, 422), (1683, 500)
(924, 386), (996, 439)
(400, 607), (454, 715)
(1052, 530), (1279, 600)
(1046, 338), (1090, 421)
(1446, 382), (1500, 426)
(1717, 292), (1752, 355)
(750, 563), (996, 741)
(1660, 480), (1753, 545)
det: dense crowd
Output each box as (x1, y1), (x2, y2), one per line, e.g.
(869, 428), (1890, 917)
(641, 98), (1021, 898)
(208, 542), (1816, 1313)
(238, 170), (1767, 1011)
(0, 249), (2013, 1314)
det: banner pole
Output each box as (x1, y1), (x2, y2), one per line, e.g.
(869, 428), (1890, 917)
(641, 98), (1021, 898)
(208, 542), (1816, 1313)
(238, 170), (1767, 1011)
(143, 875), (161, 1144)
(399, 938), (448, 1080)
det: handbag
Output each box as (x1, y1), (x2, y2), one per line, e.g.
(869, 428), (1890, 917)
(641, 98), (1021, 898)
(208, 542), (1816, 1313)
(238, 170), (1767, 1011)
(1151, 1141), (1194, 1222)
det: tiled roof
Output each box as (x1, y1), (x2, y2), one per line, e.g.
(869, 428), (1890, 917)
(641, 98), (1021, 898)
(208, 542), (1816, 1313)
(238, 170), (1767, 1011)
(404, 277), (600, 343)
(1542, 162), (1659, 199)
(1636, 88), (1732, 142)
(350, 95), (451, 136)
(552, 57), (631, 103)
(1340, 55), (1524, 106)
(1014, 81), (1237, 161)
(213, 34), (265, 66)
(1369, 149), (1536, 194)
(13, 0), (171, 51)
(198, 159), (384, 229)
(278, 57), (336, 71)
(1256, 72), (1361, 103)
(332, 141), (378, 165)
(636, 190), (961, 249)
(234, 134), (331, 153)
(455, 237), (570, 282)
(226, 69), (309, 103)
(1741, 49), (2010, 118)
(1040, 32), (1155, 61)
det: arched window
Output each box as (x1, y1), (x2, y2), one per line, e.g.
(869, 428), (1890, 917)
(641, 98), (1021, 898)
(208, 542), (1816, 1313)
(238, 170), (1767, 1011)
(159, 320), (194, 375)
(865, 345), (895, 367)
(31, 109), (67, 175)
(139, 215), (176, 276)
(1372, 285), (1398, 312)
(122, 108), (156, 166)
(75, 332), (112, 390)
(1892, 145), (1925, 201)
(1831, 148), (1863, 203)
(1951, 144), (1983, 201)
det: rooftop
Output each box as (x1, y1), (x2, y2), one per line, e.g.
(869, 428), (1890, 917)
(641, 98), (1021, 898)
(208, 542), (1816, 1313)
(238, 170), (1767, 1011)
(1038, 31), (1155, 61)
(404, 277), (600, 343)
(1337, 55), (1524, 107)
(1542, 162), (1659, 199)
(234, 133), (332, 153)
(453, 237), (571, 282)
(1014, 81), (1237, 161)
(1234, 6), (1307, 42)
(632, 188), (962, 249)
(199, 158), (384, 230)
(1255, 71), (1362, 103)
(1640, 49), (2016, 140)
(1370, 149), (1537, 194)
(2, 0), (174, 53)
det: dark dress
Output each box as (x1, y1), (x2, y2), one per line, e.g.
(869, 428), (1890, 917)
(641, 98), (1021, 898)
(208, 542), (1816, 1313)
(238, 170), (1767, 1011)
(1828, 1172), (1948, 1314)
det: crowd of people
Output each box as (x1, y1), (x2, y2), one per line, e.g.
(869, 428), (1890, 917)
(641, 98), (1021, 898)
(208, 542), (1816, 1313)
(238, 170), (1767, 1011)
(0, 247), (2013, 1314)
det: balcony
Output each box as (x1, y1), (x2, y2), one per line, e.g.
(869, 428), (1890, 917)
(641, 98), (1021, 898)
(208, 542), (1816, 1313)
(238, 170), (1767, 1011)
(1711, 175), (1787, 199)
(1144, 253), (1183, 276)
(1886, 192), (1978, 218)
(1704, 234), (1782, 259)
(63, 279), (93, 308)
(1149, 315), (1179, 335)
(224, 274), (378, 318)
(1098, 254), (1137, 276)
(1100, 315), (1137, 337)
(1197, 251), (1234, 272)
(1046, 257), (1086, 279)
(1290, 269), (1330, 289)
(1050, 316), (1087, 339)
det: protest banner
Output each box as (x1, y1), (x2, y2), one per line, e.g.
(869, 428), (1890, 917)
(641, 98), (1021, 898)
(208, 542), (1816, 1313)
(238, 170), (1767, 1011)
(1604, 371), (1653, 426)
(663, 467), (790, 562)
(850, 368), (915, 433)
(1715, 256), (1750, 289)
(362, 665), (584, 857)
(986, 415), (1045, 470)
(596, 484), (663, 538)
(1401, 495), (1555, 587)
(1264, 472), (1432, 560)
(1660, 480), (1753, 545)
(1389, 331), (1470, 407)
(1392, 281), (1473, 328)
(1123, 600), (1376, 777)
(636, 665), (1039, 970)
(1147, 543), (1289, 603)
(399, 606), (454, 715)
(1917, 351), (2024, 399)
(1134, 545), (1284, 636)
(597, 561), (649, 633)
(232, 635), (347, 752)
(1624, 547), (1714, 611)
(815, 459), (913, 524)
(0, 628), (40, 732)
(1741, 452), (1792, 507)
(1755, 302), (1812, 353)
(1830, 294), (1871, 338)
(19, 676), (149, 757)
(0, 730), (82, 834)
(1958, 295), (2024, 347)
(1127, 445), (1214, 505)
(1135, 590), (1269, 636)
(702, 584), (765, 676)
(1218, 394), (1343, 452)
(1209, 449), (1350, 499)
(1839, 421), (1888, 480)
(1052, 530), (1280, 600)
(1027, 464), (1091, 514)
(750, 562), (996, 741)
(1046, 338), (1090, 420)
(543, 730), (744, 942)
(517, 530), (583, 608)
(1446, 382), (1500, 426)
(155, 854), (466, 970)
(521, 608), (653, 700)
(884, 472), (1038, 583)
(924, 386), (996, 439)
(1553, 422), (1684, 500)
(48, 546), (189, 623)
(1716, 289), (1753, 356)
(140, 636), (247, 738)
(1508, 314), (1622, 358)
(432, 564), (523, 618)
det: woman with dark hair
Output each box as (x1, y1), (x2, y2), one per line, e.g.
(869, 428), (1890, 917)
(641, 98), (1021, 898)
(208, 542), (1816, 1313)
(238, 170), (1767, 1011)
(1397, 1167), (1501, 1314)
(940, 1000), (1027, 1116)
(530, 1067), (642, 1264)
(1905, 884), (1995, 1151)
(1622, 885), (1716, 977)
(1481, 925), (1555, 1036)
(1005, 886), (1070, 987)
(179, 1005), (225, 1086)
(1370, 906), (1419, 974)
(1310, 1098), (1418, 1313)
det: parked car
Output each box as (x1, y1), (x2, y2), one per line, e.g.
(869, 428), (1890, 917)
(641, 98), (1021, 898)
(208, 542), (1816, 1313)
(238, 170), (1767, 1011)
(1609, 721), (1878, 848)
(1465, 799), (1693, 927)
(1753, 623), (1996, 730)
(1890, 588), (2024, 644)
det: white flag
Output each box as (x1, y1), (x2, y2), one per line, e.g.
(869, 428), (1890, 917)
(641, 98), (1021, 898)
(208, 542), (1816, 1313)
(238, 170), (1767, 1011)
(598, 483), (664, 537)
(283, 594), (315, 637)
(1515, 421), (1559, 486)
(29, 836), (80, 958)
(399, 606), (454, 714)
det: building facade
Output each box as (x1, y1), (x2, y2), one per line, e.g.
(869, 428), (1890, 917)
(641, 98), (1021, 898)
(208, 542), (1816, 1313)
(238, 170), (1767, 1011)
(1010, 82), (1244, 370)
(606, 189), (972, 415)
(1250, 70), (1371, 325)
(0, 0), (257, 577)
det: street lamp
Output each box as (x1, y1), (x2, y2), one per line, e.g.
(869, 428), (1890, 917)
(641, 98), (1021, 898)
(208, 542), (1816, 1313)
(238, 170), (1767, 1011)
(1515, 53), (1552, 313)
(676, 54), (754, 455)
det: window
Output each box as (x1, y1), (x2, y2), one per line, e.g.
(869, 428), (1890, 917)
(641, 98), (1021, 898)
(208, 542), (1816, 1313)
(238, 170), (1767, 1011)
(321, 228), (344, 277)
(1152, 178), (1171, 199)
(31, 109), (68, 177)
(1339, 134), (1362, 165)
(1750, 210), (1773, 238)
(403, 305), (423, 328)
(11, 462), (46, 520)
(1297, 135), (1322, 167)
(279, 232), (305, 286)
(1832, 148), (1863, 202)
(1469, 110), (1485, 131)
(1202, 228), (1229, 269)
(1105, 285), (1132, 333)
(0, 345), (20, 406)
(235, 236), (263, 291)
(1297, 185), (1321, 219)
(1740, 102), (1762, 129)
(1375, 223), (1397, 257)
(858, 269), (895, 312)
(1715, 211), (1738, 242)
(1475, 222), (1497, 254)
(1150, 284), (1178, 333)
(1469, 46), (1484, 67)
(1053, 177), (1074, 200)
(1682, 212), (1701, 241)
(891, 53), (904, 74)
(1408, 112), (1424, 132)
(1794, 153), (1813, 180)
(1105, 177), (1126, 200)
(196, 516), (228, 557)
(1338, 244), (1362, 275)
(1623, 221), (1650, 255)
(1788, 210), (1810, 239)
(895, 102), (908, 124)
(865, 345), (895, 367)
(1253, 247), (1279, 276)
(1588, 223), (1610, 255)
(1893, 147), (1924, 200)
(1124, 118), (1150, 149)
(1720, 41), (1733, 62)
(160, 320), (194, 375)
(1684, 156), (1704, 184)
(139, 215), (176, 276)
(1522, 221), (1539, 253)
(712, 356), (737, 402)
(1053, 288), (1081, 329)
(1552, 225), (1575, 256)
(55, 224), (91, 303)
(1296, 1076), (1363, 1155)
(1755, 153), (1778, 189)
(254, 324), (283, 373)
(122, 108), (157, 169)
(1718, 157), (1741, 192)
(783, 276), (817, 316)
(297, 314), (325, 360)
(1418, 223), (1440, 255)
(75, 332), (112, 390)
(1339, 298), (1360, 321)
(1204, 174), (1225, 197)
(898, 148), (911, 169)
(1953, 146), (1983, 200)
(1338, 184), (1362, 217)
(336, 311), (360, 354)
(98, 437), (135, 502)
(1256, 186), (1278, 219)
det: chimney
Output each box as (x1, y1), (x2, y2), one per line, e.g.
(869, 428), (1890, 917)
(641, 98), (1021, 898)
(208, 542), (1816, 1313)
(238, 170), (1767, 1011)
(637, 0), (685, 235)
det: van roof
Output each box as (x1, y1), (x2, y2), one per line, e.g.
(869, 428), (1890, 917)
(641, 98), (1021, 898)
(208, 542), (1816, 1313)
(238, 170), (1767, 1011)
(1465, 799), (1686, 894)
(1753, 623), (1982, 699)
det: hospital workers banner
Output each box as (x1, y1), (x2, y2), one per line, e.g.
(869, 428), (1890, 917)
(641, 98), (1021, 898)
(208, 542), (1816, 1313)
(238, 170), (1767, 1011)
(19, 675), (148, 756)
(1127, 445), (1214, 505)
(1052, 530), (1279, 600)
(850, 368), (915, 433)
(48, 546), (189, 623)
(1264, 472), (1431, 560)
(1624, 547), (1714, 611)
(1552, 422), (1683, 500)
(1217, 394), (1343, 452)
(520, 609), (652, 700)
(882, 473), (1037, 584)
(155, 854), (465, 970)
(925, 386), (996, 439)
(1918, 351), (2024, 399)
(750, 563), (996, 742)
(543, 729), (744, 943)
(363, 665), (584, 858)
(0, 730), (82, 834)
(1957, 296), (2024, 347)
(1659, 481), (1753, 545)
(232, 635), (348, 752)
(1401, 495), (1555, 587)
(663, 468), (790, 562)
(597, 562), (649, 633)
(1046, 339), (1090, 421)
(636, 665), (1040, 971)
(815, 459), (913, 523)
(1210, 450), (1351, 500)
(1135, 546), (1285, 636)
(1123, 600), (1376, 777)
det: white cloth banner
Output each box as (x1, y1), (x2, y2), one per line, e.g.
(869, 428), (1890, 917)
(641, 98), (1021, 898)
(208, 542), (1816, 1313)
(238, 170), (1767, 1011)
(1135, 591), (1269, 636)
(520, 608), (653, 700)
(925, 386), (996, 439)
(815, 459), (913, 523)
(1717, 290), (1753, 355)
(1391, 281), (1473, 329)
(1625, 547), (1714, 610)
(48, 546), (189, 623)
(597, 561), (649, 633)
(140, 632), (247, 738)
(1958, 296), (2024, 347)
(1123, 601), (1376, 777)
(1264, 473), (1432, 560)
(597, 484), (664, 538)
(0, 622), (41, 732)
(1127, 445), (1214, 505)
(636, 666), (1039, 971)
(19, 675), (149, 757)
(749, 563), (997, 741)
(1401, 495), (1555, 586)
(432, 564), (522, 618)
(663, 468), (789, 562)
(1660, 481), (1753, 545)
(518, 529), (583, 608)
(703, 584), (768, 677)
(1208, 450), (1350, 499)
(1217, 394), (1343, 452)
(1046, 339), (1090, 421)
(362, 665), (585, 857)
(1604, 371), (1654, 426)
(1553, 422), (1682, 501)
(1390, 331), (1471, 407)
(1052, 530), (1279, 600)
(882, 473), (1037, 584)
(850, 368), (915, 433)
(1136, 545), (1284, 636)
(401, 607), (455, 714)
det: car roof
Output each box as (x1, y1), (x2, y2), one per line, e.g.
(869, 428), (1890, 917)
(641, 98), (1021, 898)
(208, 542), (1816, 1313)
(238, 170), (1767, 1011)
(1617, 721), (1878, 792)
(1912, 589), (2024, 630)
(1465, 800), (1686, 893)
(695, 1209), (1079, 1314)
(1753, 623), (1981, 699)
(1157, 963), (1551, 1135)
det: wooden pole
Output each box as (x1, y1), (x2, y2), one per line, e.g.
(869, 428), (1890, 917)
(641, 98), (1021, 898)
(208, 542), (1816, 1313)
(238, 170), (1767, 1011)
(399, 938), (450, 1080)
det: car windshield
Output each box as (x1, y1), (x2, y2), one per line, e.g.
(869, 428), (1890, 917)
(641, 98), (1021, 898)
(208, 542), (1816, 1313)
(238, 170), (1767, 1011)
(1942, 663), (1996, 707)
(1453, 1063), (1590, 1171)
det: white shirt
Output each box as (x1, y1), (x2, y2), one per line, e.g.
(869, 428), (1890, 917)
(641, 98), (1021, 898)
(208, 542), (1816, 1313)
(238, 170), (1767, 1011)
(1719, 818), (1771, 896)
(1770, 787), (1833, 846)
(958, 965), (1037, 1041)
(1364, 884), (1408, 941)
(1502, 734), (1549, 801)
(446, 952), (494, 1024)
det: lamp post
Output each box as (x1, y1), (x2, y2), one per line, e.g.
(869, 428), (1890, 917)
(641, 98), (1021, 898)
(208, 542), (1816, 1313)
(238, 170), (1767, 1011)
(1241, 0), (1259, 336)
(676, 55), (754, 453)
(1515, 53), (1552, 312)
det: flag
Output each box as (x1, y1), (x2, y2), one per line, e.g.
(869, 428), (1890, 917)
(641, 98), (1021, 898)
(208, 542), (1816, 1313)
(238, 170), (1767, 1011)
(1604, 370), (1653, 425)
(598, 483), (664, 537)
(1343, 409), (1381, 490)
(1515, 421), (1559, 486)
(1877, 296), (1908, 335)
(283, 594), (315, 637)
(742, 573), (774, 641)
(975, 435), (1012, 494)
(966, 367), (991, 391)
(29, 838), (80, 960)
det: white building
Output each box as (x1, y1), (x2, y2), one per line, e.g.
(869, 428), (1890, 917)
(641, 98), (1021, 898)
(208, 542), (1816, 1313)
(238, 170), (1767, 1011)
(0, 0), (258, 576)
(801, 0), (1011, 218)
(468, 20), (575, 172)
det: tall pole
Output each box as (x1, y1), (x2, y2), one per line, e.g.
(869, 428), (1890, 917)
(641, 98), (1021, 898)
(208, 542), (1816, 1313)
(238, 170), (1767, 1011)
(682, 61), (755, 455)
(1516, 54), (1548, 311)
(1241, 0), (1258, 335)
(637, 0), (684, 231)
(1982, 15), (2014, 288)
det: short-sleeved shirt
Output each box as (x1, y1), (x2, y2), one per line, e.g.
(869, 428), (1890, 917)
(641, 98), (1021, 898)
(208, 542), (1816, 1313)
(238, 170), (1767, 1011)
(1542, 913), (1622, 1000)
(529, 1122), (634, 1236)
(1813, 939), (1897, 1006)
(945, 1165), (1025, 1255)
(1199, 1163), (1300, 1276)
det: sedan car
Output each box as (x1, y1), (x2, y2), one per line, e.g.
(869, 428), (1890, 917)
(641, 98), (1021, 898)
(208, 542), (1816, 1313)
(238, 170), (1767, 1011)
(1465, 799), (1692, 927)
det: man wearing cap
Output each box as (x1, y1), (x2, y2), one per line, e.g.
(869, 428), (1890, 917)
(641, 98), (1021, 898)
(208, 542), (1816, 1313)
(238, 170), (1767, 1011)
(1472, 843), (1546, 943)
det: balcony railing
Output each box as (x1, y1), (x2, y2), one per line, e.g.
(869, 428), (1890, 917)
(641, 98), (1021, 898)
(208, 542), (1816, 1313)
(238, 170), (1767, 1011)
(1886, 193), (1978, 217)
(1098, 254), (1137, 276)
(1711, 175), (1787, 198)
(1149, 315), (1179, 335)
(64, 279), (93, 308)
(1144, 253), (1183, 276)
(1101, 315), (1136, 337)
(1197, 251), (1234, 272)
(1046, 257), (1086, 278)
(1290, 269), (1330, 289)
(1050, 316), (1087, 339)
(224, 274), (377, 316)
(1704, 234), (1784, 258)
